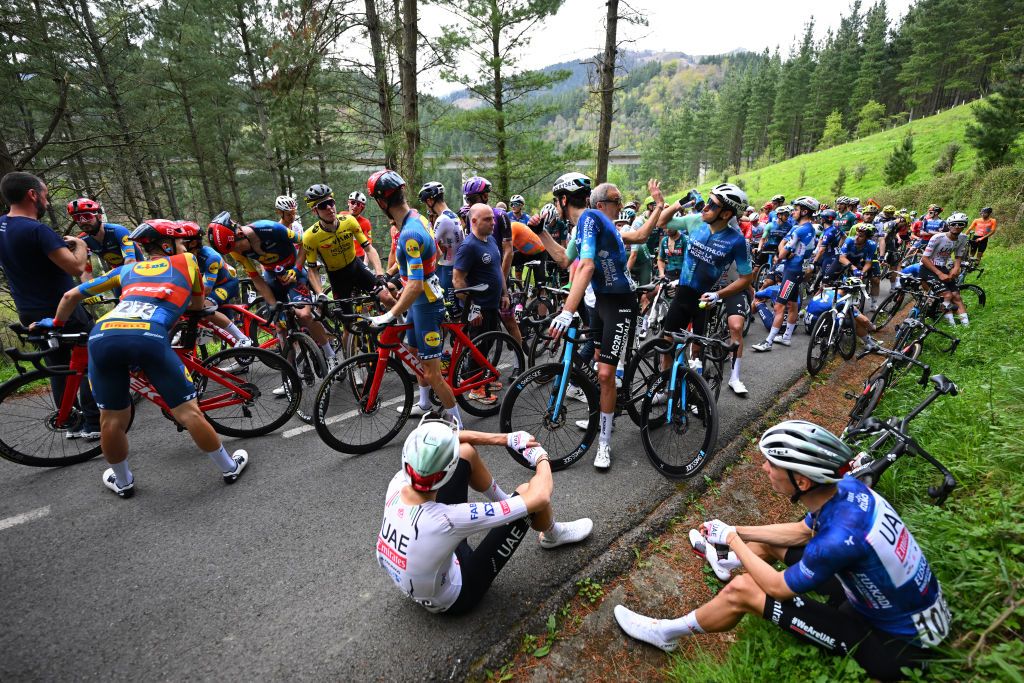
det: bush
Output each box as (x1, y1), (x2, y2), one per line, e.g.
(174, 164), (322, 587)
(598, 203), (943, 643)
(830, 166), (847, 196)
(933, 142), (962, 175)
(853, 163), (867, 181)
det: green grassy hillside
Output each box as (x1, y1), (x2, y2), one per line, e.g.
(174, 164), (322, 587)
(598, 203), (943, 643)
(727, 103), (977, 205)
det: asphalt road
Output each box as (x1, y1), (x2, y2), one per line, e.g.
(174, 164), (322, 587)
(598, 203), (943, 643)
(0, 300), (861, 681)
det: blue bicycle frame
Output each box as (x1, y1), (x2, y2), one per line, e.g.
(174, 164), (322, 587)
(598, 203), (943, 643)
(666, 342), (689, 423)
(548, 325), (579, 417)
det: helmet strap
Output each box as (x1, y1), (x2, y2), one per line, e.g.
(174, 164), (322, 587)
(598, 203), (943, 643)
(787, 469), (820, 504)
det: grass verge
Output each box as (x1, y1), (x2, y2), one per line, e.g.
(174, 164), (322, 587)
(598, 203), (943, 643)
(665, 244), (1024, 681)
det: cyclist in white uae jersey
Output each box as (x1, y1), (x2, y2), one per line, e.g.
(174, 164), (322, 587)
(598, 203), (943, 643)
(419, 181), (463, 309)
(376, 419), (593, 614)
(922, 213), (970, 326)
(615, 421), (948, 681)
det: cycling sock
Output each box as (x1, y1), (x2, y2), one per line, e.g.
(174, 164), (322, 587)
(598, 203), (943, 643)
(766, 327), (780, 343)
(207, 445), (237, 473)
(111, 460), (133, 486)
(225, 322), (246, 341)
(783, 323), (796, 340)
(958, 313), (969, 325)
(542, 520), (562, 541)
(418, 386), (431, 408)
(321, 342), (336, 358)
(483, 479), (510, 502)
(446, 405), (463, 429)
(599, 412), (614, 445)
(658, 610), (705, 640)
(730, 358), (741, 383)
(944, 312), (956, 325)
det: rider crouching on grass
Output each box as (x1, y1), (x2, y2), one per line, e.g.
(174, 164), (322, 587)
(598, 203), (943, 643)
(533, 175), (666, 471)
(921, 212), (970, 327)
(32, 220), (250, 498)
(376, 420), (592, 614)
(752, 196), (818, 353)
(366, 170), (463, 427)
(615, 420), (950, 681)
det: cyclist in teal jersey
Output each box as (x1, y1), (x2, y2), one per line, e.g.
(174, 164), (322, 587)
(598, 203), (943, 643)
(367, 170), (462, 427)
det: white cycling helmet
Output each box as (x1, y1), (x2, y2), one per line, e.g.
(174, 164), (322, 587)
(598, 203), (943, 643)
(402, 416), (461, 492)
(509, 194), (525, 207)
(792, 196), (820, 213)
(947, 212), (968, 227)
(348, 191), (367, 205)
(759, 420), (853, 485)
(710, 183), (748, 217)
(275, 195), (297, 211)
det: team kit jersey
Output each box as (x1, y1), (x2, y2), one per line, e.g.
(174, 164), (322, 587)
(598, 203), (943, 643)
(841, 238), (877, 269)
(677, 223), (752, 292)
(780, 223), (816, 273)
(395, 211), (443, 305)
(376, 471), (530, 613)
(195, 245), (236, 296)
(923, 232), (967, 270)
(573, 209), (634, 294)
(348, 213), (373, 258)
(762, 220), (792, 251)
(919, 217), (947, 239)
(968, 217), (996, 238)
(785, 476), (950, 646)
(658, 234), (686, 274)
(818, 225), (845, 262)
(302, 215), (371, 271)
(81, 223), (143, 270)
(834, 211), (858, 234)
(232, 220), (301, 274)
(433, 210), (464, 267)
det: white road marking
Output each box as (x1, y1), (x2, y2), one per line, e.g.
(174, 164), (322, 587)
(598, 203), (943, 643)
(0, 505), (51, 532)
(282, 396), (406, 438)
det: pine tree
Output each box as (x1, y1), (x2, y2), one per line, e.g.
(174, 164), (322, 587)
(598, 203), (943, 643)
(855, 100), (886, 137)
(850, 1), (890, 105)
(831, 166), (848, 196)
(965, 60), (1024, 170)
(883, 132), (917, 185)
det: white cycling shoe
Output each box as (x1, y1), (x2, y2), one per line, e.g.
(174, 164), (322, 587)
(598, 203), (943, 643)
(593, 442), (612, 469)
(728, 378), (748, 396)
(613, 605), (678, 652)
(688, 529), (742, 582)
(539, 518), (593, 549)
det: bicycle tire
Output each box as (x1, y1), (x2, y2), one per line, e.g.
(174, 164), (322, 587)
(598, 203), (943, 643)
(871, 291), (904, 330)
(200, 346), (301, 437)
(846, 376), (885, 432)
(624, 337), (674, 424)
(806, 311), (835, 376)
(837, 309), (857, 360)
(314, 354), (412, 454)
(528, 328), (565, 367)
(890, 341), (923, 384)
(639, 367), (718, 479)
(452, 331), (524, 418)
(499, 363), (599, 471)
(958, 283), (986, 310)
(287, 332), (328, 424)
(244, 297), (277, 349)
(0, 369), (134, 467)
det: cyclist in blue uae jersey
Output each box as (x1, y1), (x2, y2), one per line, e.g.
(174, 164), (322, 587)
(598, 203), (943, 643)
(615, 420), (949, 680)
(752, 196), (818, 352)
(366, 170), (463, 427)
(534, 175), (666, 470)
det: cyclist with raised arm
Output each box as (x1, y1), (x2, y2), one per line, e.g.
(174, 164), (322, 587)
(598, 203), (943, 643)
(32, 220), (250, 498)
(534, 175), (665, 470)
(274, 195), (303, 239)
(367, 170), (463, 426)
(376, 419), (592, 614)
(752, 196), (818, 352)
(615, 420), (949, 681)
(67, 198), (142, 283)
(922, 212), (970, 326)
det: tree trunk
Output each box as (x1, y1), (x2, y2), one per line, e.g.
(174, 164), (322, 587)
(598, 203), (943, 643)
(63, 114), (93, 196)
(399, 0), (420, 183)
(312, 97), (328, 179)
(234, 0), (278, 186)
(217, 123), (245, 220)
(157, 154), (180, 218)
(491, 3), (509, 199)
(596, 0), (618, 184)
(274, 145), (287, 193)
(365, 0), (397, 170)
(75, 0), (161, 216)
(177, 84), (216, 216)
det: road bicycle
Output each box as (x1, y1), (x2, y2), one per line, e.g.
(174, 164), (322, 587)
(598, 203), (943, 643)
(805, 276), (868, 376)
(313, 284), (524, 453)
(0, 313), (301, 467)
(843, 340), (933, 433)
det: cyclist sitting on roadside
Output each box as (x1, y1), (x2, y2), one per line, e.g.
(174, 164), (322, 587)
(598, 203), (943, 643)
(965, 206), (996, 261)
(921, 212), (970, 326)
(274, 195), (303, 238)
(207, 210), (338, 367)
(180, 221), (250, 347)
(367, 170), (464, 426)
(32, 220), (250, 498)
(752, 196), (818, 353)
(536, 176), (665, 470)
(420, 181), (463, 311)
(68, 198), (143, 283)
(376, 419), (592, 614)
(615, 420), (950, 681)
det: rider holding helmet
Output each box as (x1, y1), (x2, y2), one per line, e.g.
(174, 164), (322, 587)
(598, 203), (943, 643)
(376, 418), (592, 614)
(615, 420), (950, 681)
(33, 220), (250, 498)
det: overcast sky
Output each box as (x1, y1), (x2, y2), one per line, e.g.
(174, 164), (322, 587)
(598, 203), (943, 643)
(419, 0), (915, 95)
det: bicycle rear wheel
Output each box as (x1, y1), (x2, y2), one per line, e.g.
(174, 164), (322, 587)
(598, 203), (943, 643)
(499, 363), (598, 470)
(639, 368), (718, 479)
(837, 310), (857, 360)
(527, 329), (565, 367)
(846, 376), (885, 432)
(452, 331), (524, 418)
(0, 370), (133, 467)
(871, 291), (904, 330)
(286, 332), (328, 424)
(314, 354), (412, 454)
(200, 347), (301, 437)
(958, 283), (985, 311)
(624, 337), (673, 425)
(806, 311), (835, 376)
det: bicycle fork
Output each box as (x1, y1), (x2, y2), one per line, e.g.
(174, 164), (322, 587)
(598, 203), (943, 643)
(548, 327), (577, 419)
(666, 343), (689, 425)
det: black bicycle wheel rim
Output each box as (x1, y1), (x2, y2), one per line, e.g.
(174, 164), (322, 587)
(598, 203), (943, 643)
(200, 347), (301, 437)
(453, 331), (524, 418)
(806, 312), (834, 376)
(288, 332), (328, 424)
(837, 310), (857, 359)
(625, 337), (675, 424)
(639, 369), (718, 479)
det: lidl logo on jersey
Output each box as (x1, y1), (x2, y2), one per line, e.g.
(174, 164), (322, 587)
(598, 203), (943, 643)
(121, 234), (133, 246)
(405, 239), (421, 258)
(424, 331), (441, 347)
(133, 260), (170, 276)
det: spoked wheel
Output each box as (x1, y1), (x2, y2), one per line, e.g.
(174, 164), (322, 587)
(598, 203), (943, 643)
(624, 338), (674, 425)
(452, 331), (525, 418)
(314, 354), (412, 454)
(806, 311), (835, 376)
(845, 376), (885, 433)
(528, 329), (565, 367)
(890, 341), (923, 384)
(837, 310), (857, 360)
(871, 291), (905, 330)
(199, 346), (301, 437)
(286, 332), (328, 424)
(639, 368), (719, 479)
(0, 370), (134, 467)
(499, 363), (598, 470)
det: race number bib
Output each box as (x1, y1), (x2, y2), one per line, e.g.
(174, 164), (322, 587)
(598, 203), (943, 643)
(112, 300), (157, 320)
(425, 274), (444, 302)
(911, 587), (952, 647)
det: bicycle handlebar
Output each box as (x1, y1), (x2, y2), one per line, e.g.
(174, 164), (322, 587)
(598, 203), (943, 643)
(856, 341), (932, 385)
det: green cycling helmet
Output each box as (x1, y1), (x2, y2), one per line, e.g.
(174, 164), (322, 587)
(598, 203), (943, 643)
(402, 416), (461, 492)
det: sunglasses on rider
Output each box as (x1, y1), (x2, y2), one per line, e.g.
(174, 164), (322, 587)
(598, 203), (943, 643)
(72, 212), (99, 223)
(703, 197), (721, 211)
(315, 199), (336, 210)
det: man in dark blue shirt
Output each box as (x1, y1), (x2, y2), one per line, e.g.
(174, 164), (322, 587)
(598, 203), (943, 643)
(0, 172), (99, 437)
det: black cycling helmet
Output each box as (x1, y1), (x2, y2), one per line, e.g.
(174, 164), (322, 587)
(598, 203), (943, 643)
(418, 181), (445, 203)
(367, 170), (406, 201)
(304, 183), (334, 208)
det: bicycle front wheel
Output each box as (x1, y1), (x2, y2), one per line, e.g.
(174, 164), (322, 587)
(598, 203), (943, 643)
(200, 346), (301, 437)
(452, 331), (524, 418)
(871, 291), (904, 330)
(837, 309), (857, 360)
(0, 369), (133, 467)
(958, 283), (985, 311)
(639, 368), (718, 479)
(624, 337), (674, 425)
(287, 332), (328, 424)
(499, 363), (598, 470)
(314, 354), (412, 454)
(806, 311), (835, 376)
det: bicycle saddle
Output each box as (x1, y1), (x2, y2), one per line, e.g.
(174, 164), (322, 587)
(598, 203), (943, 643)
(634, 283), (657, 293)
(929, 374), (958, 396)
(452, 283), (489, 294)
(523, 260), (542, 267)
